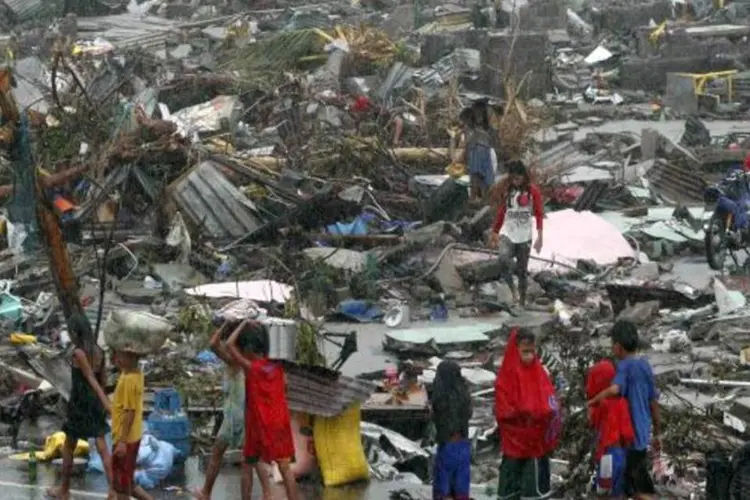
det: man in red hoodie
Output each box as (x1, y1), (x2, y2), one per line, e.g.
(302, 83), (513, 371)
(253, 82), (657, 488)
(495, 328), (560, 500)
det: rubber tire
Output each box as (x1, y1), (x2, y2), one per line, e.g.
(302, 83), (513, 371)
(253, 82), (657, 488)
(706, 211), (728, 271)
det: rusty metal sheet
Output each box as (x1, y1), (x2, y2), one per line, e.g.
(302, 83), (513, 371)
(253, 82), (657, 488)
(172, 161), (262, 241)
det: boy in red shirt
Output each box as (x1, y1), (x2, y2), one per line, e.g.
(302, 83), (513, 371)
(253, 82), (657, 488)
(227, 319), (300, 500)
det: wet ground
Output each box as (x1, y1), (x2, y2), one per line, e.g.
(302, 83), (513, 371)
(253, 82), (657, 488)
(0, 317), (502, 500)
(0, 456), (459, 500)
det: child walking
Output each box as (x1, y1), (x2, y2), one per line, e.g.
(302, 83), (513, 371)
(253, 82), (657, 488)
(48, 313), (112, 500)
(495, 328), (561, 500)
(193, 320), (264, 500)
(430, 360), (472, 500)
(111, 349), (153, 500)
(227, 319), (300, 500)
(588, 320), (661, 500)
(587, 360), (635, 499)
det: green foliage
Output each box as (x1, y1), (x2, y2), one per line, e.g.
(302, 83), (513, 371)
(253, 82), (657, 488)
(285, 298), (325, 367)
(224, 29), (325, 77)
(177, 304), (213, 344)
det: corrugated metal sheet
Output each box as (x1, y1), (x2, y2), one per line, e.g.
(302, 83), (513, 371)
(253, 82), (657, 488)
(3, 0), (45, 22)
(284, 362), (377, 417)
(574, 179), (608, 211)
(172, 161), (263, 241)
(413, 49), (480, 89)
(645, 160), (707, 203)
(537, 140), (598, 175)
(377, 62), (415, 105)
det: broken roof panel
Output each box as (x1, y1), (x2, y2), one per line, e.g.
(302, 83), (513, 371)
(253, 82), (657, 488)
(3, 0), (46, 23)
(283, 362), (377, 417)
(537, 140), (598, 174)
(645, 161), (707, 203)
(385, 324), (495, 345)
(172, 161), (263, 241)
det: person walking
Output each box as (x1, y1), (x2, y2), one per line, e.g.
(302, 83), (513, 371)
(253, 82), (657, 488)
(111, 349), (152, 500)
(488, 160), (544, 307)
(192, 320), (251, 500)
(48, 313), (112, 500)
(227, 320), (299, 500)
(431, 360), (472, 500)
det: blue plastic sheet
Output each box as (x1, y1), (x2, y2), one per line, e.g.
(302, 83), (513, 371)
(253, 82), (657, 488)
(196, 350), (220, 365)
(329, 299), (384, 323)
(88, 430), (177, 489)
(326, 217), (369, 236)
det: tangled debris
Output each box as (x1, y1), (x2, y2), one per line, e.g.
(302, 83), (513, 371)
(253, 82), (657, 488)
(3, 0), (750, 497)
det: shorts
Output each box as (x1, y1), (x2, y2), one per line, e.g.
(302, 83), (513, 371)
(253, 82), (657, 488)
(216, 412), (244, 449)
(625, 449), (656, 496)
(497, 455), (551, 500)
(112, 440), (140, 494)
(594, 447), (626, 496)
(433, 439), (471, 500)
(497, 236), (532, 280)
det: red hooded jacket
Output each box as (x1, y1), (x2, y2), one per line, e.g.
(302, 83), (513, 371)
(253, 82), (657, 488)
(495, 329), (561, 458)
(586, 360), (634, 461)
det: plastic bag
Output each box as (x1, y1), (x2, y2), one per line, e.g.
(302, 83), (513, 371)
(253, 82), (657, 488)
(135, 435), (177, 489)
(165, 212), (191, 264)
(89, 432), (176, 490)
(103, 310), (172, 354)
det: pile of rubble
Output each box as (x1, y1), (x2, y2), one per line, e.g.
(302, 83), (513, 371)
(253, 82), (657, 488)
(3, 0), (750, 497)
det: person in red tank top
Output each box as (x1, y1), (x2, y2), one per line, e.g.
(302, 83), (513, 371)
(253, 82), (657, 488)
(227, 319), (300, 500)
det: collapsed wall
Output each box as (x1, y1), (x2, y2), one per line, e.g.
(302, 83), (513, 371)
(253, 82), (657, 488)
(589, 0), (672, 33)
(481, 31), (552, 99)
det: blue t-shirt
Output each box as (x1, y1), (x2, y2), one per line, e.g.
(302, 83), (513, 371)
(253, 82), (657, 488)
(613, 356), (658, 451)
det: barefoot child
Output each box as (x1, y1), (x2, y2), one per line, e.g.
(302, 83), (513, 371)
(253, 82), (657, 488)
(111, 349), (153, 500)
(495, 327), (561, 500)
(587, 360), (634, 499)
(430, 360), (472, 500)
(193, 320), (256, 500)
(48, 313), (112, 500)
(227, 319), (299, 500)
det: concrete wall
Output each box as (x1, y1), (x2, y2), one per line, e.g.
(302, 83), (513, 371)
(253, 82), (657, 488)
(619, 55), (736, 92)
(481, 31), (551, 98)
(517, 0), (567, 30)
(591, 0), (672, 34)
(420, 30), (488, 66)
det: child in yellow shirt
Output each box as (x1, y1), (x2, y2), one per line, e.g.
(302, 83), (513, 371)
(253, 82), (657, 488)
(111, 349), (153, 500)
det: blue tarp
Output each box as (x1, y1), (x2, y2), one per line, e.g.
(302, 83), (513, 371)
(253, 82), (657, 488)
(328, 299), (384, 323)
